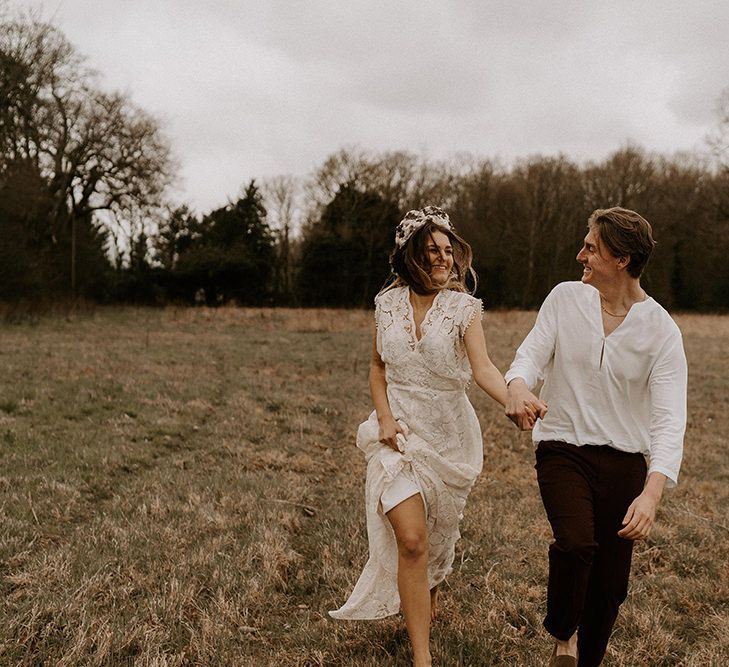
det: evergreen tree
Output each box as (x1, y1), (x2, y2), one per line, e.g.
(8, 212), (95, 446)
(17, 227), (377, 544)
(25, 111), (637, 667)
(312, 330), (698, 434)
(298, 183), (400, 307)
(173, 180), (275, 305)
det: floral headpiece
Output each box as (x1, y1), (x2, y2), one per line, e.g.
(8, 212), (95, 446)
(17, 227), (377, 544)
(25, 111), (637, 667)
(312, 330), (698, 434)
(394, 206), (454, 249)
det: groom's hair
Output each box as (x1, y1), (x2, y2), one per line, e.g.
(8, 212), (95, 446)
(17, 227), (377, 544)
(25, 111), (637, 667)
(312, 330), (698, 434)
(588, 207), (656, 278)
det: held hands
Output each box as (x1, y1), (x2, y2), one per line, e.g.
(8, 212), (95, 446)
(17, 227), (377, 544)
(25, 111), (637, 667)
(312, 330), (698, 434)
(505, 378), (548, 431)
(378, 414), (406, 452)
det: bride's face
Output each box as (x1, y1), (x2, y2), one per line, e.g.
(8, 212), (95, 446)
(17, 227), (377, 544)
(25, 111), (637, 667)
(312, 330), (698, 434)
(425, 231), (454, 285)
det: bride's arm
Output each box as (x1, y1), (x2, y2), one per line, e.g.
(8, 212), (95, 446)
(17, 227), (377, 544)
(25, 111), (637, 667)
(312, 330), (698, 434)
(369, 333), (403, 450)
(465, 320), (547, 428)
(463, 320), (509, 407)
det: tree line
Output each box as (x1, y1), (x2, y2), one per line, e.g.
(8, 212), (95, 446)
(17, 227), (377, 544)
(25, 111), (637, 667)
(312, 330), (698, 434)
(2, 11), (729, 311)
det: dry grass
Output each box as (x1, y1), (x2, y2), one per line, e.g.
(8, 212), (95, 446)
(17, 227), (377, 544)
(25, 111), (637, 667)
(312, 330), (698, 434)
(0, 306), (727, 666)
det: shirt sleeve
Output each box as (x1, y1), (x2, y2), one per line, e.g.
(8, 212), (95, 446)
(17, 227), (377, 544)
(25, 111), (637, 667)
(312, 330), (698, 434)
(646, 328), (688, 487)
(504, 285), (560, 390)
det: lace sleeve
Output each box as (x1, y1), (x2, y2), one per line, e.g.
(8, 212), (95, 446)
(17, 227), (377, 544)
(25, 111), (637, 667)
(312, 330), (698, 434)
(458, 295), (484, 337)
(373, 290), (395, 356)
(373, 295), (382, 355)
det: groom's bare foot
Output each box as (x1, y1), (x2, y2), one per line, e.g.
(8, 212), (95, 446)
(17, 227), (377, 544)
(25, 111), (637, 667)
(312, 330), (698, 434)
(430, 585), (439, 621)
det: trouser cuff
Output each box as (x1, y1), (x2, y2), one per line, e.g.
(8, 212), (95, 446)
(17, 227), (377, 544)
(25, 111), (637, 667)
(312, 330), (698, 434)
(543, 617), (578, 642)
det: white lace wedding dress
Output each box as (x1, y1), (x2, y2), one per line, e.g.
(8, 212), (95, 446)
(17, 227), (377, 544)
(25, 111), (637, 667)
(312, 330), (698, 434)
(329, 285), (484, 620)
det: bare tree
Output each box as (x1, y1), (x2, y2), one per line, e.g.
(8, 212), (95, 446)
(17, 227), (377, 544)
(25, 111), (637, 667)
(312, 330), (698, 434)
(582, 145), (656, 211)
(0, 12), (176, 294)
(262, 175), (301, 302)
(707, 87), (729, 172)
(308, 148), (469, 215)
(304, 147), (369, 219)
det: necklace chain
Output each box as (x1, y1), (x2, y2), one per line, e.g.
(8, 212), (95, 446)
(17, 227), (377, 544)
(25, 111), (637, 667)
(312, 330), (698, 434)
(601, 303), (628, 318)
(600, 290), (647, 318)
(600, 294), (631, 318)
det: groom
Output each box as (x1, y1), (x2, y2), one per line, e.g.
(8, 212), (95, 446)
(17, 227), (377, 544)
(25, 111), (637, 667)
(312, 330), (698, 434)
(505, 207), (687, 666)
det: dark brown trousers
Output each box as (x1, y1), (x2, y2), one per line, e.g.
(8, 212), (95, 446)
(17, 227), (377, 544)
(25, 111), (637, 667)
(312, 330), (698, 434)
(535, 440), (647, 667)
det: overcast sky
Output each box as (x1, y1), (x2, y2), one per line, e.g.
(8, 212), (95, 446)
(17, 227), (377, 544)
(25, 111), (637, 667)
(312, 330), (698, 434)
(14, 0), (729, 212)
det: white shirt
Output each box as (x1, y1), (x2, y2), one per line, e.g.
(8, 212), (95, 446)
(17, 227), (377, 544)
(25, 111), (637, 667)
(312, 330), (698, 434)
(505, 281), (687, 486)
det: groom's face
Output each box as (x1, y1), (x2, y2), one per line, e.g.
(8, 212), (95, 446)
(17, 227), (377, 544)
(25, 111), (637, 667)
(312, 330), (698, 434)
(576, 226), (619, 287)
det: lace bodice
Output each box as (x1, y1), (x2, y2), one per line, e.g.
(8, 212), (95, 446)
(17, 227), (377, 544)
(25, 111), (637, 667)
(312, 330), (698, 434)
(375, 286), (483, 391)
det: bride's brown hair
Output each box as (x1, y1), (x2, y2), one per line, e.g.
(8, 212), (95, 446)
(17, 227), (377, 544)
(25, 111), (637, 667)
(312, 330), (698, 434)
(385, 222), (477, 296)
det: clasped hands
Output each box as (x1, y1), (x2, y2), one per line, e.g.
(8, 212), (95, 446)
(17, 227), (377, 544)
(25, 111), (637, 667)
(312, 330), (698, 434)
(505, 378), (548, 431)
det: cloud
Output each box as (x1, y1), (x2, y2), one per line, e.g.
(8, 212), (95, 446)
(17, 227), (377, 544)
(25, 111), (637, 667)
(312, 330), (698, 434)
(20, 0), (729, 210)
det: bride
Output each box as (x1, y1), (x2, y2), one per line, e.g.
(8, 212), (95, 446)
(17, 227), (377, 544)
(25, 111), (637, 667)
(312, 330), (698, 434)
(329, 206), (542, 666)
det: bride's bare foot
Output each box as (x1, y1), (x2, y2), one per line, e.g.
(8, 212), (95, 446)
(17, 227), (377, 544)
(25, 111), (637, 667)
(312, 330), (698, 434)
(413, 653), (432, 667)
(430, 585), (439, 621)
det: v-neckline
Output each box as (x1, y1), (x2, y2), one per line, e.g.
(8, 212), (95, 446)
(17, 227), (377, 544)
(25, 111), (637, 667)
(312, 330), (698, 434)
(406, 288), (441, 343)
(595, 290), (625, 338)
(594, 289), (648, 338)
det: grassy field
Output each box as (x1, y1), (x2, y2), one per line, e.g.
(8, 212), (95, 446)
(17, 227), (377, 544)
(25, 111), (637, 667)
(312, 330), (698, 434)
(0, 306), (728, 666)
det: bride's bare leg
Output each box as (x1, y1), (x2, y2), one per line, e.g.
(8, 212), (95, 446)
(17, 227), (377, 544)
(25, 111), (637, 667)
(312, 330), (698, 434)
(430, 584), (439, 621)
(387, 495), (431, 667)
